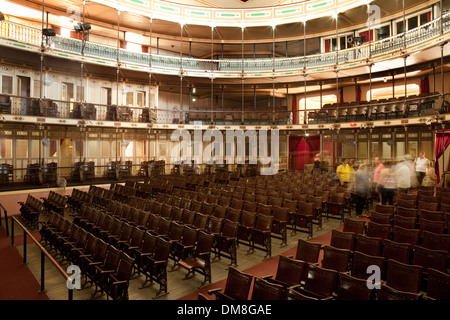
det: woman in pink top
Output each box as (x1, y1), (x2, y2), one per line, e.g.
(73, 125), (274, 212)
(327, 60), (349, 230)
(373, 157), (384, 202)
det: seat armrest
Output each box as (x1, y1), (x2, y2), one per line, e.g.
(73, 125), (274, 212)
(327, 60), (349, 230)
(207, 288), (222, 295)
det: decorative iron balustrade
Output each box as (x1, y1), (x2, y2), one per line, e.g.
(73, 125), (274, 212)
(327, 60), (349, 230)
(0, 13), (449, 77)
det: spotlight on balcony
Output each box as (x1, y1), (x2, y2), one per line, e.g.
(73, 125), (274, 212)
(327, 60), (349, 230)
(0, 12), (5, 21)
(74, 22), (91, 33)
(43, 28), (56, 37)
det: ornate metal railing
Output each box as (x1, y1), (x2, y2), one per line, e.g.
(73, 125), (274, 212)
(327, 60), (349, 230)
(0, 13), (449, 77)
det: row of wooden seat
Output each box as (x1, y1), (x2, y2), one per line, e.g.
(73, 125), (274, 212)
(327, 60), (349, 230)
(39, 211), (135, 300)
(67, 188), (94, 211)
(205, 254), (449, 300)
(18, 194), (44, 229)
(309, 93), (437, 124)
(70, 204), (217, 296)
(369, 205), (450, 245)
(41, 190), (67, 215)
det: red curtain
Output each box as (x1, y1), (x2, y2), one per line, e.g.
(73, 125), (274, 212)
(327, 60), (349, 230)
(49, 140), (57, 157)
(420, 77), (430, 94)
(356, 85), (361, 102)
(340, 87), (344, 104)
(435, 131), (450, 185)
(325, 39), (330, 53)
(289, 134), (320, 170)
(292, 96), (297, 124)
(289, 136), (302, 170)
(306, 134), (321, 154)
(359, 30), (374, 43)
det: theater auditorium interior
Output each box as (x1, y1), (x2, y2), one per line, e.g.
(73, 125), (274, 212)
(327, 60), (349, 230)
(0, 0), (449, 303)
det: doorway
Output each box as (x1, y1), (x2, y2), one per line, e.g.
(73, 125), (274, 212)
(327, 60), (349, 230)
(17, 76), (30, 115)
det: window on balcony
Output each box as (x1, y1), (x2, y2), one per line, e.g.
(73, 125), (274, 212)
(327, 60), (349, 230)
(323, 34), (353, 52)
(2, 76), (13, 94)
(299, 94), (337, 110)
(126, 91), (134, 106)
(0, 139), (12, 158)
(136, 91), (146, 107)
(367, 84), (420, 100)
(16, 139), (28, 158)
(396, 10), (432, 34)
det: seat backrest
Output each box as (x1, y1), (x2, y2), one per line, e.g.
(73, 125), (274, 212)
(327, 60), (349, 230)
(166, 221), (183, 241)
(193, 213), (209, 230)
(205, 216), (223, 235)
(181, 209), (196, 225)
(420, 210), (444, 222)
(297, 201), (313, 216)
(343, 218), (366, 235)
(412, 245), (449, 274)
(274, 255), (307, 287)
(129, 227), (145, 247)
(377, 284), (421, 300)
(396, 199), (416, 209)
(418, 201), (439, 212)
(103, 246), (122, 272)
(153, 237), (172, 262)
(419, 218), (446, 235)
(386, 259), (423, 293)
(221, 219), (239, 238)
(382, 239), (411, 264)
(420, 230), (450, 252)
(396, 207), (417, 220)
(303, 264), (338, 298)
(330, 229), (356, 251)
(223, 267), (254, 300)
(321, 245), (351, 273)
(251, 277), (287, 300)
(369, 212), (392, 225)
(161, 204), (173, 219)
(426, 268), (450, 300)
(272, 206), (289, 222)
(351, 251), (385, 280)
(239, 210), (256, 228)
(243, 201), (257, 213)
(257, 203), (272, 216)
(141, 232), (158, 254)
(295, 239), (322, 264)
(119, 223), (134, 241)
(392, 226), (420, 246)
(366, 221), (391, 239)
(393, 215), (417, 229)
(195, 232), (213, 256)
(181, 226), (199, 246)
(355, 235), (382, 256)
(254, 214), (273, 232)
(225, 207), (241, 222)
(115, 252), (135, 282)
(91, 238), (109, 262)
(336, 273), (373, 300)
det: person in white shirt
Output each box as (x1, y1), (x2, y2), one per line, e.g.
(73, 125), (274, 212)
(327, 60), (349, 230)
(395, 157), (411, 193)
(414, 152), (429, 186)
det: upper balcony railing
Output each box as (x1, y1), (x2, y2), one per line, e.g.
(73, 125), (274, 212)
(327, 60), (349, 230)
(0, 13), (449, 78)
(0, 92), (446, 128)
